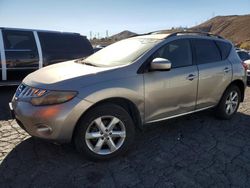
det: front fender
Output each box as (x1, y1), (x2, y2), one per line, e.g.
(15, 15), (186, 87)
(77, 75), (145, 122)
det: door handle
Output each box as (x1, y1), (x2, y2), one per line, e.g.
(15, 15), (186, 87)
(224, 67), (231, 73)
(186, 74), (197, 81)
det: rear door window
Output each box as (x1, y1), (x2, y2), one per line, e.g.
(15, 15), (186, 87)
(38, 32), (93, 65)
(193, 39), (221, 64)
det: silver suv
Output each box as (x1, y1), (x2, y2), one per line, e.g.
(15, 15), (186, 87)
(10, 31), (247, 160)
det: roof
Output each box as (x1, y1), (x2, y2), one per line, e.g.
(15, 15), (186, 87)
(0, 27), (81, 35)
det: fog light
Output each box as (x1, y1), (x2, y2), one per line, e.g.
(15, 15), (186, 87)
(36, 124), (52, 136)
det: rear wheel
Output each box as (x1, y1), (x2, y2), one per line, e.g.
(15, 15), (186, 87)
(74, 103), (135, 160)
(215, 85), (241, 119)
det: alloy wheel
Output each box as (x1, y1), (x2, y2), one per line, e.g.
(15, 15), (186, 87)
(225, 91), (239, 115)
(85, 116), (126, 155)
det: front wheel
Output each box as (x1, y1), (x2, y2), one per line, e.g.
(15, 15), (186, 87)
(215, 85), (241, 120)
(74, 103), (135, 160)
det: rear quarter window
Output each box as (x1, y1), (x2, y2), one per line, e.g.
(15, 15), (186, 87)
(215, 41), (232, 60)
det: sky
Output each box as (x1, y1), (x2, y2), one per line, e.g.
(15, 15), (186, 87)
(0, 0), (249, 38)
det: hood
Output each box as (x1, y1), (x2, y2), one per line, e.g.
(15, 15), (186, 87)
(23, 60), (119, 90)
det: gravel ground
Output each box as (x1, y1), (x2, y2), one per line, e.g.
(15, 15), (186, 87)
(0, 86), (250, 187)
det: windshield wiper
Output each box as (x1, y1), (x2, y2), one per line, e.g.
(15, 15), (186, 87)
(75, 57), (87, 63)
(75, 58), (98, 67)
(82, 61), (98, 67)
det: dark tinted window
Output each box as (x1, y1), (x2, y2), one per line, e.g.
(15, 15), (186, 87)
(2, 30), (39, 81)
(2, 30), (39, 69)
(38, 32), (93, 54)
(38, 32), (93, 65)
(193, 39), (221, 64)
(215, 41), (232, 60)
(153, 39), (192, 68)
(237, 51), (250, 61)
(3, 30), (37, 50)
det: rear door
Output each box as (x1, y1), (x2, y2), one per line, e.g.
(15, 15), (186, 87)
(2, 29), (39, 81)
(192, 39), (232, 109)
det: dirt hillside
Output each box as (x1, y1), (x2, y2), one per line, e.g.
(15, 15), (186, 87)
(192, 14), (250, 48)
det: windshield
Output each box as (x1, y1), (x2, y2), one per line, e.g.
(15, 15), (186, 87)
(84, 38), (161, 67)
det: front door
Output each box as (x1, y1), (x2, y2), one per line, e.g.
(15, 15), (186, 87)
(144, 39), (198, 123)
(2, 29), (39, 81)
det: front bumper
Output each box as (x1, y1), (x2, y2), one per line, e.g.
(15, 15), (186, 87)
(11, 97), (93, 143)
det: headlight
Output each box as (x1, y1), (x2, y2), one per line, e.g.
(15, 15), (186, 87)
(30, 90), (77, 106)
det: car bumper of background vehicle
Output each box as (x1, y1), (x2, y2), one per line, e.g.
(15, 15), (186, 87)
(247, 77), (250, 86)
(9, 102), (15, 119)
(247, 70), (250, 86)
(11, 97), (93, 143)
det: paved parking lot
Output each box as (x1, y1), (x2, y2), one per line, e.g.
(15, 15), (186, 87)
(0, 86), (250, 187)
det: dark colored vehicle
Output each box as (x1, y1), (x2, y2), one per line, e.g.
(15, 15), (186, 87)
(0, 28), (93, 85)
(236, 49), (250, 85)
(93, 45), (107, 53)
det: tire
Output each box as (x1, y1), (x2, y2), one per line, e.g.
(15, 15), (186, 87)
(74, 103), (135, 160)
(215, 85), (241, 120)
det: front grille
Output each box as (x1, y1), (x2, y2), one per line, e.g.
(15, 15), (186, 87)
(15, 84), (26, 98)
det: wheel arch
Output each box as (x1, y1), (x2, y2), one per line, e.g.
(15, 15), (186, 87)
(225, 79), (245, 102)
(72, 97), (143, 142)
(231, 80), (245, 102)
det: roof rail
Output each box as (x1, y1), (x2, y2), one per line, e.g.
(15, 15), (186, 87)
(147, 30), (169, 35)
(128, 30), (161, 38)
(167, 31), (224, 39)
(129, 30), (224, 40)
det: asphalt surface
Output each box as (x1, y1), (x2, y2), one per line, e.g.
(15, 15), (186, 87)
(0, 86), (250, 187)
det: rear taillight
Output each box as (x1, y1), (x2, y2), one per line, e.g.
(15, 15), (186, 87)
(241, 62), (248, 71)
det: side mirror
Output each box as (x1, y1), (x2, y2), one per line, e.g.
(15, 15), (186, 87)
(150, 58), (172, 71)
